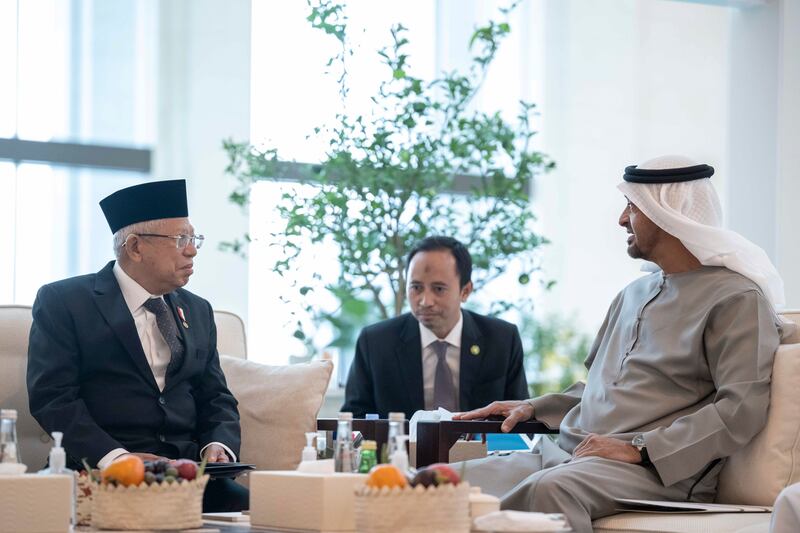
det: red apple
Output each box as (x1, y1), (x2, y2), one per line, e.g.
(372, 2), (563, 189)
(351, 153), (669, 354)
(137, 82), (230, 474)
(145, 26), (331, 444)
(410, 463), (460, 487)
(428, 463), (460, 485)
(172, 459), (198, 481)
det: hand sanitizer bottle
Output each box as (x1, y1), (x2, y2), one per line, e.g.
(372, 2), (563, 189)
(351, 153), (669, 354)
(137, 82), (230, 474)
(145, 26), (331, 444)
(39, 432), (76, 526)
(390, 435), (411, 474)
(302, 432), (317, 462)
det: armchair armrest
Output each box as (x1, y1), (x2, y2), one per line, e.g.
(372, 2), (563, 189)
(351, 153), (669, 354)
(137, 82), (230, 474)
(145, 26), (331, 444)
(416, 419), (559, 468)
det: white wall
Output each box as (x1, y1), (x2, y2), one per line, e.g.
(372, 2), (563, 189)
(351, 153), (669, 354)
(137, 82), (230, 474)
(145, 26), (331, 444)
(154, 0), (251, 324)
(775, 0), (800, 308)
(727, 3), (778, 262)
(723, 0), (800, 309)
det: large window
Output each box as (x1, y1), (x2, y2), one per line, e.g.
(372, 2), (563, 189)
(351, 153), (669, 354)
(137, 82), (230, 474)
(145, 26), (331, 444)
(0, 0), (156, 303)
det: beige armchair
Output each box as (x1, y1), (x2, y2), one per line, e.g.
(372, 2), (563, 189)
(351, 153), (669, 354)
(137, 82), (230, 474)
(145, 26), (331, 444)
(213, 309), (248, 359)
(0, 306), (267, 469)
(0, 305), (49, 470)
(0, 305), (331, 475)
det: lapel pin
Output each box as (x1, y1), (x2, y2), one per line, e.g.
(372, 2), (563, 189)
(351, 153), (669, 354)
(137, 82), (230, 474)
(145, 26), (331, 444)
(470, 344), (480, 356)
(177, 307), (189, 329)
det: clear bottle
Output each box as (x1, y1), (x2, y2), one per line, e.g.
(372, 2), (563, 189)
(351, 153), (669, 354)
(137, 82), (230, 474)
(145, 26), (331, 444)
(383, 411), (405, 464)
(334, 412), (355, 473)
(316, 429), (328, 460)
(0, 408), (20, 464)
(358, 440), (377, 473)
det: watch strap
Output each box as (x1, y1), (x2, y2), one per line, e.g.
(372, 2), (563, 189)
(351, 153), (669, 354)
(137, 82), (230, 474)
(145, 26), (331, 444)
(639, 446), (652, 466)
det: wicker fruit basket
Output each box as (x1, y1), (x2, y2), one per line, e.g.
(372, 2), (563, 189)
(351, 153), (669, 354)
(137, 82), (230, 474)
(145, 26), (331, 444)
(354, 482), (471, 533)
(90, 474), (209, 530)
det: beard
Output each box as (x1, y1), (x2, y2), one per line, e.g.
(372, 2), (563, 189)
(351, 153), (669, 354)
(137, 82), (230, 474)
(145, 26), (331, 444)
(627, 242), (644, 259)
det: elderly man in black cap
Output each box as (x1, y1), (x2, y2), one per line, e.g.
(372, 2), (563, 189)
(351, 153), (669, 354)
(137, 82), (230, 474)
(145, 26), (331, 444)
(454, 156), (789, 532)
(27, 179), (248, 511)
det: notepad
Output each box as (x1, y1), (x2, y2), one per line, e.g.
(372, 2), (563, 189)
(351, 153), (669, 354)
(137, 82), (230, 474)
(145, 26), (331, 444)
(615, 498), (772, 514)
(202, 511), (249, 522)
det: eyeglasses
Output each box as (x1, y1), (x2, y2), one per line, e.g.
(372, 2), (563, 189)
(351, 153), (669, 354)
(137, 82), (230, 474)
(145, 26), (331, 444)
(134, 233), (205, 249)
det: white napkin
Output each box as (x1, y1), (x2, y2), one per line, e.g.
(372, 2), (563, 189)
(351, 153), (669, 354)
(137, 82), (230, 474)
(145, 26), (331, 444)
(409, 408), (454, 442)
(0, 463), (27, 475)
(473, 510), (568, 532)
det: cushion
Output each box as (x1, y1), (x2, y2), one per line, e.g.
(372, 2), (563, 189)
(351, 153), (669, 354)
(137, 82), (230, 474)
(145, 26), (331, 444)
(779, 312), (800, 344)
(716, 343), (800, 505)
(220, 356), (332, 471)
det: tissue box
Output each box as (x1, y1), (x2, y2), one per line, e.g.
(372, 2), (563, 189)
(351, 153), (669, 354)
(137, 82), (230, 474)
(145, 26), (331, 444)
(0, 474), (72, 533)
(250, 471), (367, 531)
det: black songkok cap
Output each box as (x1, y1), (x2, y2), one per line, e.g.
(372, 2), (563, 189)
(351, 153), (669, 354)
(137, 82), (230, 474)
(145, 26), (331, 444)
(623, 164), (714, 184)
(99, 179), (188, 233)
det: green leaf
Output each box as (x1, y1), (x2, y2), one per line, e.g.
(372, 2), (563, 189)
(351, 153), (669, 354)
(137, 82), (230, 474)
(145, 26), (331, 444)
(342, 298), (370, 317)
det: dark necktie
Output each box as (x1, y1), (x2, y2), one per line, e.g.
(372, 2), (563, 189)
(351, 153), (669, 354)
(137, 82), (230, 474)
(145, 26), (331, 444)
(432, 340), (458, 412)
(142, 298), (185, 375)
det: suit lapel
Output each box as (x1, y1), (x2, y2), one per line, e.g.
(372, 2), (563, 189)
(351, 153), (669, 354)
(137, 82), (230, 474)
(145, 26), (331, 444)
(396, 314), (424, 411)
(163, 291), (193, 391)
(93, 261), (159, 392)
(459, 310), (486, 409)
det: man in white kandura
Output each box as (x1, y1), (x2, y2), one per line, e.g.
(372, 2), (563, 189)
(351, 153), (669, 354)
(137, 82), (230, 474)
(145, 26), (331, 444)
(455, 155), (791, 533)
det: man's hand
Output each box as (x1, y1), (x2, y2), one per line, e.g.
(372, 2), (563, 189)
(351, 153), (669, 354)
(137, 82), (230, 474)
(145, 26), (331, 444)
(203, 444), (230, 463)
(117, 452), (164, 462)
(453, 400), (534, 432)
(572, 434), (641, 463)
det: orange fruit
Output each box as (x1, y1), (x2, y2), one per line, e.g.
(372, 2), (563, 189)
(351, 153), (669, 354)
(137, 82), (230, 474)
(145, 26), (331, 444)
(366, 464), (407, 489)
(101, 455), (145, 487)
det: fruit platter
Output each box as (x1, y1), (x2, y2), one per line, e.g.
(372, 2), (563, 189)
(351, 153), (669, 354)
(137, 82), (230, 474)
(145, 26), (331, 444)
(354, 463), (471, 533)
(88, 456), (209, 531)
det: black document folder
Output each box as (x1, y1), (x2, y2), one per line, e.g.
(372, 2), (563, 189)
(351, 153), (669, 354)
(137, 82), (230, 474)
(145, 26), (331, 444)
(201, 462), (256, 479)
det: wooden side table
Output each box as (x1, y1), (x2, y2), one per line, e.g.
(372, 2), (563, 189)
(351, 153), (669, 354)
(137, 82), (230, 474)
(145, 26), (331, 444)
(415, 419), (559, 467)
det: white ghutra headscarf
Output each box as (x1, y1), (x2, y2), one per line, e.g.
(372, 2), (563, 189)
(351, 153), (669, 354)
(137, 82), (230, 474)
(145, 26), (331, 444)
(617, 155), (785, 308)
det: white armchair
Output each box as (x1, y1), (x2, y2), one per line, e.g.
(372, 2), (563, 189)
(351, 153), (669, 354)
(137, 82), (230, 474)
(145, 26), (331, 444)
(593, 311), (800, 533)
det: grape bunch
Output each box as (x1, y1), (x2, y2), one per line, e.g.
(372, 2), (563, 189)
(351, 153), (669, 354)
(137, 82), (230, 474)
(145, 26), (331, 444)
(142, 459), (198, 485)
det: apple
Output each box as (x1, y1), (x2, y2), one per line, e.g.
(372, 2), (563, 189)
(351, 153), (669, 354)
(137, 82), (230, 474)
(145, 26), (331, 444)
(410, 463), (460, 487)
(172, 459), (198, 481)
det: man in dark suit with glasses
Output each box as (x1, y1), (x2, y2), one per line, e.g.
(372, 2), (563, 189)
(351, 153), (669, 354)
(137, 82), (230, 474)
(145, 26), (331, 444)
(27, 179), (248, 512)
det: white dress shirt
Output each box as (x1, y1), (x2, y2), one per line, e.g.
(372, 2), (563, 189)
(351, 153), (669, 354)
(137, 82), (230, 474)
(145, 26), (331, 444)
(420, 312), (462, 411)
(114, 262), (172, 391)
(97, 262), (235, 468)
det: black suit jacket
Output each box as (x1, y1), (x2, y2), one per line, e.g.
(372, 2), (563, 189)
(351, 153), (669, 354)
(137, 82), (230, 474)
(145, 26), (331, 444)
(26, 261), (240, 468)
(341, 310), (529, 418)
